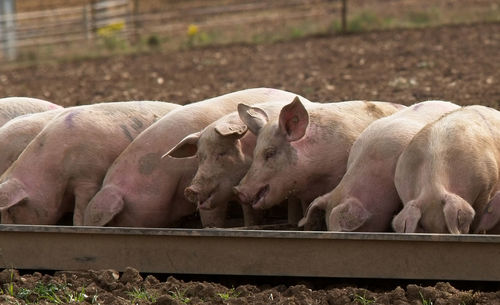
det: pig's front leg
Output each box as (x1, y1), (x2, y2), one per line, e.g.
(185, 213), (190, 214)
(241, 203), (264, 227)
(200, 200), (229, 228)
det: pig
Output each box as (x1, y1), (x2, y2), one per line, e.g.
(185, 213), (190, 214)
(165, 97), (312, 227)
(475, 196), (500, 234)
(83, 88), (305, 228)
(233, 97), (405, 219)
(0, 101), (180, 225)
(298, 101), (460, 232)
(392, 105), (500, 234)
(0, 108), (65, 175)
(475, 193), (500, 234)
(0, 97), (62, 126)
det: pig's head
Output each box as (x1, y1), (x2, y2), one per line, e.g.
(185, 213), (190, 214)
(0, 178), (51, 224)
(234, 96), (309, 210)
(164, 115), (253, 211)
(392, 193), (475, 234)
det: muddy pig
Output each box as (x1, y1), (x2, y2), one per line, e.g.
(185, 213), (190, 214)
(165, 96), (312, 227)
(299, 101), (459, 232)
(83, 88), (304, 227)
(0, 101), (179, 225)
(0, 97), (61, 126)
(0, 108), (65, 175)
(233, 97), (405, 219)
(393, 105), (500, 234)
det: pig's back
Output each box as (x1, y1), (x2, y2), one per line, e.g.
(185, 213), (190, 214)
(0, 108), (66, 174)
(0, 97), (62, 126)
(396, 105), (500, 202)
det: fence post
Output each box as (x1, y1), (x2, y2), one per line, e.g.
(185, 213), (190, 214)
(131, 0), (139, 43)
(0, 0), (17, 60)
(341, 0), (347, 33)
(83, 3), (93, 40)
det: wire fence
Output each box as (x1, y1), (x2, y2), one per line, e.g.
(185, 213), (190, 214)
(0, 0), (346, 61)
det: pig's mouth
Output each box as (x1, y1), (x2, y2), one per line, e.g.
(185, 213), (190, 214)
(251, 184), (270, 209)
(198, 190), (216, 210)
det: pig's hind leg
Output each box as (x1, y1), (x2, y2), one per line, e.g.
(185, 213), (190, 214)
(73, 182), (101, 226)
(475, 191), (500, 234)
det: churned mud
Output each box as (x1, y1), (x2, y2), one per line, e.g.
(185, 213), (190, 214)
(1, 268), (500, 305)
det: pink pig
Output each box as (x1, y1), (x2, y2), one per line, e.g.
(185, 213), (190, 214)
(0, 101), (179, 225)
(0, 108), (65, 175)
(83, 88), (304, 227)
(165, 97), (311, 227)
(299, 101), (459, 232)
(0, 97), (62, 126)
(233, 97), (405, 219)
(393, 105), (500, 234)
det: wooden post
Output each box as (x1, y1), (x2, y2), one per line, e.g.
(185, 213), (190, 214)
(132, 0), (139, 43)
(341, 0), (347, 33)
(0, 0), (17, 60)
(83, 3), (92, 40)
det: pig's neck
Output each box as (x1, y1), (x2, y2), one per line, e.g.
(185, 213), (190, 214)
(291, 122), (350, 204)
(240, 132), (257, 160)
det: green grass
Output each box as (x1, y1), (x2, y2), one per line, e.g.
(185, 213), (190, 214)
(353, 293), (375, 305)
(169, 288), (190, 303)
(217, 287), (240, 300)
(11, 281), (92, 304)
(0, 270), (17, 297)
(419, 292), (434, 305)
(127, 287), (157, 303)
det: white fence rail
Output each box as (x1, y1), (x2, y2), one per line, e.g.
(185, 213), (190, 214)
(0, 0), (345, 61)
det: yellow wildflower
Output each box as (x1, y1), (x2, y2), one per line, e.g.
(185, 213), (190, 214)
(187, 24), (199, 37)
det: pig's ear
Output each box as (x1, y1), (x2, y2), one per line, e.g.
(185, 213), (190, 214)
(163, 132), (200, 159)
(0, 179), (29, 211)
(84, 189), (124, 226)
(238, 103), (269, 135)
(442, 193), (475, 234)
(392, 201), (421, 233)
(214, 121), (248, 138)
(328, 198), (371, 232)
(475, 192), (500, 233)
(298, 194), (328, 228)
(278, 96), (309, 142)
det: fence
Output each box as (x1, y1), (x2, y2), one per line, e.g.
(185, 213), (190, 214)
(0, 0), (346, 61)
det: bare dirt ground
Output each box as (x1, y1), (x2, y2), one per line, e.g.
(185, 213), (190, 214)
(0, 22), (500, 305)
(1, 22), (499, 108)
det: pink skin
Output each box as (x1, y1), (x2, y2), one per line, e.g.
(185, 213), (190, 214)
(0, 97), (62, 127)
(169, 119), (255, 224)
(83, 88), (304, 228)
(393, 105), (500, 234)
(0, 109), (65, 175)
(166, 99), (308, 227)
(299, 101), (460, 232)
(0, 101), (178, 225)
(475, 191), (500, 233)
(234, 97), (405, 216)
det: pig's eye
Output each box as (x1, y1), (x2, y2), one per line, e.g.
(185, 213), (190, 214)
(216, 151), (227, 160)
(264, 147), (276, 161)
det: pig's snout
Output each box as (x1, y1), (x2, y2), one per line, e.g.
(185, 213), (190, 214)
(233, 186), (250, 204)
(234, 184), (270, 208)
(184, 186), (199, 203)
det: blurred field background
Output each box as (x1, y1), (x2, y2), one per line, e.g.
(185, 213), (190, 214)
(1, 0), (499, 63)
(0, 0), (498, 109)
